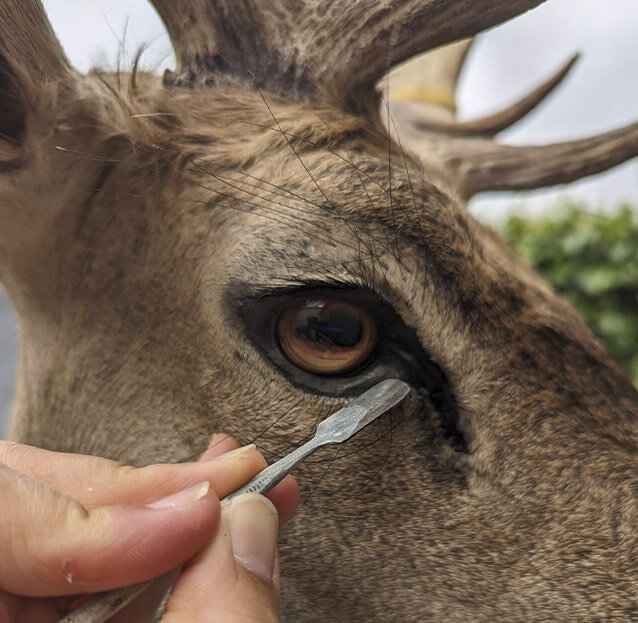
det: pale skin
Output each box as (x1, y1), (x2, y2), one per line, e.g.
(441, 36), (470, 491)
(0, 435), (300, 623)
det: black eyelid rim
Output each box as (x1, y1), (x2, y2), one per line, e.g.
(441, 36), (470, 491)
(237, 284), (467, 450)
(237, 285), (402, 391)
(233, 279), (370, 303)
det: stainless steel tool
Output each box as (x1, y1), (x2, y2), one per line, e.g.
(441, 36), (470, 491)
(59, 378), (410, 622)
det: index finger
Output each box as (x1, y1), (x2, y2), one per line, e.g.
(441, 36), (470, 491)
(0, 440), (266, 508)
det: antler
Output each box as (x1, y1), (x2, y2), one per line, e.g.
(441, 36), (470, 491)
(447, 122), (638, 197)
(149, 0), (548, 107)
(149, 0), (637, 196)
(391, 53), (579, 137)
(387, 41), (638, 199)
(381, 38), (474, 130)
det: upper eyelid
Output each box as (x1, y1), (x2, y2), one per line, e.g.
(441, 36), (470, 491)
(231, 280), (371, 304)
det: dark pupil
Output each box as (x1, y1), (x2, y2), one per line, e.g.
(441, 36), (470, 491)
(295, 309), (362, 347)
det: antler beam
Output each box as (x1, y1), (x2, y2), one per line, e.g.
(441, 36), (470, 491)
(325, 0), (548, 110)
(448, 121), (638, 197)
(150, 0), (548, 107)
(384, 39), (474, 114)
(150, 0), (316, 98)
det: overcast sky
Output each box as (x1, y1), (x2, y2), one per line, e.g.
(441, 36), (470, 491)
(41, 0), (638, 221)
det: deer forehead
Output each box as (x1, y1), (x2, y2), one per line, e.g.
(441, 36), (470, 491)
(10, 73), (620, 440)
(46, 83), (478, 287)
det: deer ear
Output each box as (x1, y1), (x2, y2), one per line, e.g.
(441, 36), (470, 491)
(0, 2), (72, 168)
(0, 54), (29, 165)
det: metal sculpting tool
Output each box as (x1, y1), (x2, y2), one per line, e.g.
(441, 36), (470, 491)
(59, 378), (410, 622)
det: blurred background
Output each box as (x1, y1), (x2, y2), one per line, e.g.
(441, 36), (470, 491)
(2, 0), (637, 435)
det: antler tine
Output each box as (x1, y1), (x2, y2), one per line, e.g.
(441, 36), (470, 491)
(400, 53), (580, 137)
(148, 0), (549, 107)
(437, 121), (638, 198)
(385, 39), (474, 117)
(323, 0), (548, 111)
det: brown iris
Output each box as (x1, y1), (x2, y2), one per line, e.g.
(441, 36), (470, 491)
(277, 299), (377, 375)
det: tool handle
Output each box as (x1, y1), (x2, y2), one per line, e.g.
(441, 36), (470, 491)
(224, 438), (318, 502)
(58, 580), (153, 623)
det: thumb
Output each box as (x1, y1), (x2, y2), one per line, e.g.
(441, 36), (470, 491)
(0, 463), (219, 597)
(162, 494), (281, 623)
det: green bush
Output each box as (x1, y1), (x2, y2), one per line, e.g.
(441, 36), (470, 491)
(501, 203), (638, 386)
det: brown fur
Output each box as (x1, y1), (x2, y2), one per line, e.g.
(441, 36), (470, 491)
(0, 2), (636, 621)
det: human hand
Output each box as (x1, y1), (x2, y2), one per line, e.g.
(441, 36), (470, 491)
(0, 435), (300, 622)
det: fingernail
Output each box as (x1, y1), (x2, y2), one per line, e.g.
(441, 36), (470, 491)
(217, 444), (256, 459)
(201, 441), (255, 462)
(220, 443), (257, 459)
(147, 481), (210, 509)
(227, 493), (278, 580)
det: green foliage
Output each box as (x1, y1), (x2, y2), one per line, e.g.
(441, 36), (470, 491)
(501, 203), (638, 386)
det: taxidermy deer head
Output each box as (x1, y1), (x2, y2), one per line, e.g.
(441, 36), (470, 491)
(1, 1), (636, 621)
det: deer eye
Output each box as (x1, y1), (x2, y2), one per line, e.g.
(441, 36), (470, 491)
(239, 286), (465, 449)
(238, 286), (429, 395)
(277, 299), (377, 375)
